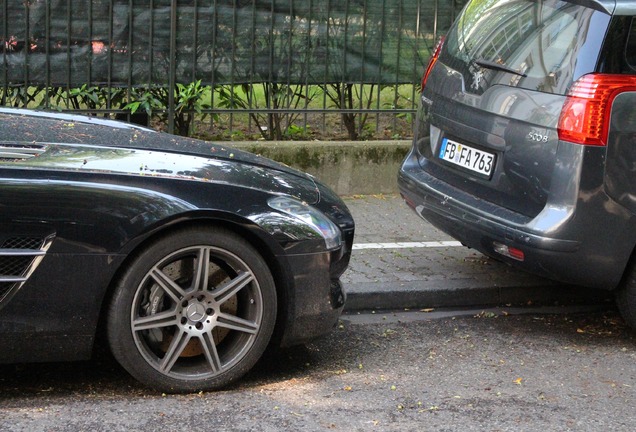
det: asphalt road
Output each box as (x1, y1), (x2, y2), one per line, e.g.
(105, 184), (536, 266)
(0, 307), (633, 431)
(0, 195), (633, 431)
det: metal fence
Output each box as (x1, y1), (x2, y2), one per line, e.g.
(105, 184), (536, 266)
(1, 0), (466, 140)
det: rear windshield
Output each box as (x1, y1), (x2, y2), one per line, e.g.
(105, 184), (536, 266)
(627, 18), (636, 70)
(443, 0), (611, 95)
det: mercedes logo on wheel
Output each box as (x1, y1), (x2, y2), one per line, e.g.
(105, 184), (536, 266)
(186, 303), (206, 322)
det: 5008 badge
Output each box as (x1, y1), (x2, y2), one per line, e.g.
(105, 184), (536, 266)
(527, 131), (549, 142)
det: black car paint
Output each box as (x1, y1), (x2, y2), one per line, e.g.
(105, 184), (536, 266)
(0, 109), (354, 364)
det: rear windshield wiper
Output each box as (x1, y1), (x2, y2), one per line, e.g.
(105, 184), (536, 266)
(473, 59), (527, 77)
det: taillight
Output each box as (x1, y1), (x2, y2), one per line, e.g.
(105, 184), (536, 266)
(558, 74), (636, 146)
(421, 36), (445, 91)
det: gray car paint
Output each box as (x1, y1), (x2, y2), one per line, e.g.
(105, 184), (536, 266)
(399, 0), (636, 290)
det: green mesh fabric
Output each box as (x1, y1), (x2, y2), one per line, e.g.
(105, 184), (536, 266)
(1, 0), (464, 87)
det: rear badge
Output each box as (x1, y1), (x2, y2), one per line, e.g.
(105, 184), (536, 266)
(471, 69), (484, 91)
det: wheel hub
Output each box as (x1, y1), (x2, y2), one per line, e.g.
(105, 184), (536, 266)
(179, 293), (217, 331)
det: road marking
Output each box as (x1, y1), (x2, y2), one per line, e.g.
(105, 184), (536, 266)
(353, 241), (462, 250)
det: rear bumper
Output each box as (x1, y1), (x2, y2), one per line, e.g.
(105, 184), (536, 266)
(398, 148), (631, 290)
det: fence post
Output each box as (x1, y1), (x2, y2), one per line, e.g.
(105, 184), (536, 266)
(168, 0), (177, 134)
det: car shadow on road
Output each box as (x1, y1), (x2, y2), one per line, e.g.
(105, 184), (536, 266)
(0, 343), (322, 400)
(0, 309), (633, 401)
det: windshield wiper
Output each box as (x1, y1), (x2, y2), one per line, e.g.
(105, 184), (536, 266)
(473, 59), (527, 77)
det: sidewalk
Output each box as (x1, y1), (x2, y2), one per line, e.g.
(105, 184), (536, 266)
(340, 194), (613, 312)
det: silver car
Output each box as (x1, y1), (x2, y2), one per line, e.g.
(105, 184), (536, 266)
(399, 0), (636, 326)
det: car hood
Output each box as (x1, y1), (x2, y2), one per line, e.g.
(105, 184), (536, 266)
(0, 109), (320, 203)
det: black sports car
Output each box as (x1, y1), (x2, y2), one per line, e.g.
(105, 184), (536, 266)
(0, 108), (354, 393)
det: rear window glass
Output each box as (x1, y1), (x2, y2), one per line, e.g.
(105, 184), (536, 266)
(627, 18), (636, 70)
(443, 0), (611, 95)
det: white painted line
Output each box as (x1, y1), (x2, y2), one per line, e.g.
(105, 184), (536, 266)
(353, 241), (462, 250)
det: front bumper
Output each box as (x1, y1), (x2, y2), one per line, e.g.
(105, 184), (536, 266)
(278, 250), (348, 347)
(277, 223), (353, 347)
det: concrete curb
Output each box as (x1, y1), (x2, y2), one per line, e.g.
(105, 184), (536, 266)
(231, 140), (411, 195)
(343, 280), (614, 312)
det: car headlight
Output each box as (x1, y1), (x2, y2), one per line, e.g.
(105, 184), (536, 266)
(268, 196), (342, 250)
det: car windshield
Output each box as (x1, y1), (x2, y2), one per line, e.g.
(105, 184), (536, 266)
(444, 0), (611, 95)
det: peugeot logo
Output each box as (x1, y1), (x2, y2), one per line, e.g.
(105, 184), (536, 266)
(471, 69), (484, 91)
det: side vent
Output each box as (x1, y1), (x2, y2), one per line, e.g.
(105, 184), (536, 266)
(0, 235), (55, 304)
(0, 143), (47, 161)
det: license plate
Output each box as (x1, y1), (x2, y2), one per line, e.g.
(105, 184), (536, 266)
(439, 138), (495, 177)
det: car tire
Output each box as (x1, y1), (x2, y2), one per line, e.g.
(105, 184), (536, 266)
(616, 259), (636, 329)
(107, 226), (277, 393)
